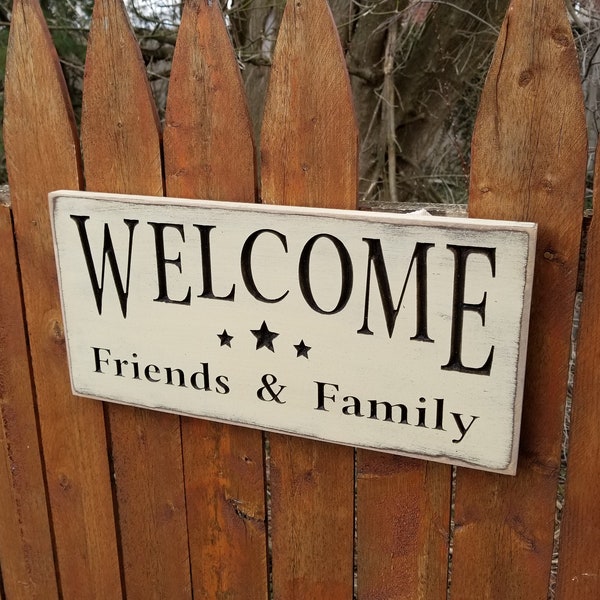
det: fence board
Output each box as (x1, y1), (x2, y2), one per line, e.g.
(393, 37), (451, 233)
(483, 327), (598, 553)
(451, 1), (586, 598)
(260, 0), (357, 596)
(0, 202), (58, 600)
(3, 2), (123, 597)
(80, 1), (191, 598)
(356, 455), (450, 599)
(554, 133), (600, 600)
(163, 1), (268, 597)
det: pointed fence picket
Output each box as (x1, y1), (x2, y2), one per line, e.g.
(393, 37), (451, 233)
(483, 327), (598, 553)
(452, 1), (587, 598)
(3, 1), (122, 598)
(1, 0), (598, 599)
(164, 0), (268, 597)
(260, 0), (356, 596)
(80, 1), (192, 598)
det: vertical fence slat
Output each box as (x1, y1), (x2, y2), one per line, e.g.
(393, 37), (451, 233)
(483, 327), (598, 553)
(356, 455), (450, 599)
(3, 2), (123, 597)
(0, 201), (58, 600)
(555, 139), (600, 600)
(80, 1), (191, 598)
(451, 1), (586, 598)
(260, 0), (357, 596)
(260, 0), (357, 210)
(163, 1), (268, 597)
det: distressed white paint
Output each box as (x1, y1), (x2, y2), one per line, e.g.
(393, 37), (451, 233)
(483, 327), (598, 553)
(50, 191), (537, 474)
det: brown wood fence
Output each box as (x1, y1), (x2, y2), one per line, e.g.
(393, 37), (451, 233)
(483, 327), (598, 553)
(0, 0), (598, 598)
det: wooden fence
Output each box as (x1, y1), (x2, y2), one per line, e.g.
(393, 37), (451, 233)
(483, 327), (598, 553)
(0, 0), (598, 598)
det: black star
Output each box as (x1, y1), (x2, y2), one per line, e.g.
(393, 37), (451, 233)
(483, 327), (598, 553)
(251, 321), (279, 352)
(217, 329), (233, 347)
(294, 340), (311, 359)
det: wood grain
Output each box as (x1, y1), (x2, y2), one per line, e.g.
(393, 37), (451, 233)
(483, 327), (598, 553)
(260, 0), (357, 595)
(164, 0), (255, 203)
(163, 1), (268, 597)
(261, 0), (358, 210)
(81, 1), (191, 598)
(0, 203), (58, 599)
(554, 116), (600, 600)
(356, 456), (451, 599)
(3, 1), (123, 597)
(451, 1), (586, 598)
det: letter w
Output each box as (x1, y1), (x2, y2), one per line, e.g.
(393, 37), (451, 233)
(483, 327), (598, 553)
(71, 215), (138, 318)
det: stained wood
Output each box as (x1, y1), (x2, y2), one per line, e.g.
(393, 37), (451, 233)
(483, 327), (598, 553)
(357, 457), (451, 599)
(554, 124), (600, 600)
(3, 1), (122, 597)
(163, 1), (267, 597)
(164, 0), (255, 203)
(80, 1), (191, 597)
(451, 1), (586, 598)
(260, 0), (356, 595)
(0, 204), (58, 599)
(261, 0), (357, 210)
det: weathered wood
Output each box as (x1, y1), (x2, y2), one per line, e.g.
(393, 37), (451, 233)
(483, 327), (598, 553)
(0, 203), (58, 600)
(3, 1), (123, 597)
(261, 0), (356, 595)
(80, 1), (191, 598)
(163, 1), (268, 597)
(554, 121), (600, 600)
(451, 1), (586, 598)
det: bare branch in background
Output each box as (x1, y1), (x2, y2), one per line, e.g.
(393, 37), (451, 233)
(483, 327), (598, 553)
(1, 0), (598, 206)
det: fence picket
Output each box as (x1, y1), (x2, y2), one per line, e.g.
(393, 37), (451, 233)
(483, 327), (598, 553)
(3, 2), (123, 598)
(260, 0), (357, 596)
(451, 1), (586, 598)
(0, 202), (58, 600)
(80, 1), (191, 598)
(356, 455), (451, 599)
(163, 1), (268, 597)
(554, 131), (600, 600)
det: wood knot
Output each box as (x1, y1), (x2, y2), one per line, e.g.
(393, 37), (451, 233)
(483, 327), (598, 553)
(518, 70), (533, 87)
(551, 29), (570, 48)
(541, 179), (554, 193)
(49, 318), (65, 344)
(58, 474), (72, 492)
(479, 186), (491, 194)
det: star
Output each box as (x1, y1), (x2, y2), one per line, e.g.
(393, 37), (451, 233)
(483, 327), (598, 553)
(294, 340), (311, 359)
(251, 321), (279, 352)
(217, 329), (233, 347)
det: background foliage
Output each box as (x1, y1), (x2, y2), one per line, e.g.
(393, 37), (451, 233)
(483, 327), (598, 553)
(1, 0), (600, 204)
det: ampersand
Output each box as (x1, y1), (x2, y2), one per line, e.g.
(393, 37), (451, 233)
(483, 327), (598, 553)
(257, 374), (287, 404)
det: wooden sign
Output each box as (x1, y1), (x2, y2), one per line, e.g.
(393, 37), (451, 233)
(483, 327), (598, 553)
(50, 191), (536, 474)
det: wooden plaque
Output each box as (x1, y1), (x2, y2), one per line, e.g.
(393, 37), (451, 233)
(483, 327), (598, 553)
(50, 191), (536, 474)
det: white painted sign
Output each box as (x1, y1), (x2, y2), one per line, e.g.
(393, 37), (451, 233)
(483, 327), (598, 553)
(50, 191), (536, 474)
